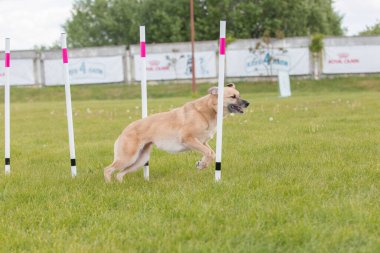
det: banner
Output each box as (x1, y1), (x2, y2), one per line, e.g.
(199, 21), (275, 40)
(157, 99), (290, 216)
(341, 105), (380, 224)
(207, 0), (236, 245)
(323, 46), (380, 74)
(226, 48), (310, 77)
(44, 56), (124, 85)
(0, 59), (35, 85)
(134, 51), (216, 81)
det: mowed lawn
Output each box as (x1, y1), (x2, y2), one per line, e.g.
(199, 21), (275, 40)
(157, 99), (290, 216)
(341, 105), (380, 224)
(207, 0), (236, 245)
(0, 78), (379, 252)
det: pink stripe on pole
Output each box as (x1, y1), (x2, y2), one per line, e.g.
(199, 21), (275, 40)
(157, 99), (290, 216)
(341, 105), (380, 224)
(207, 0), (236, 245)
(5, 53), (10, 67)
(219, 38), (226, 55)
(140, 42), (146, 57)
(62, 48), (69, 63)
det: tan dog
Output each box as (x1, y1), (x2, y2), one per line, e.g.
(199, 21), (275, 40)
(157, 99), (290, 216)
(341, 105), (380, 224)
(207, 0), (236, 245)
(104, 83), (249, 182)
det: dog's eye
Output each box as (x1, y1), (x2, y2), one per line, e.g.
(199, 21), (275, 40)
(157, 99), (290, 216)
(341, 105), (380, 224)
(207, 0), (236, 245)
(230, 95), (236, 99)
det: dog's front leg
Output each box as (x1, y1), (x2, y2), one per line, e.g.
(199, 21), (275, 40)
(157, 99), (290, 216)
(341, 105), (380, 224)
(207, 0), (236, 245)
(182, 137), (215, 169)
(196, 142), (216, 169)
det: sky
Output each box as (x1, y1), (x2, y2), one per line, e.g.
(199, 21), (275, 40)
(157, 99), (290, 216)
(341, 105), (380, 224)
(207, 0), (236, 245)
(0, 0), (73, 50)
(0, 0), (380, 50)
(334, 0), (380, 35)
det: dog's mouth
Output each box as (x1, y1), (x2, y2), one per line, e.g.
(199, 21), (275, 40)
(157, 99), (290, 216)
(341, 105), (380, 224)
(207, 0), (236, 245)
(228, 104), (244, 114)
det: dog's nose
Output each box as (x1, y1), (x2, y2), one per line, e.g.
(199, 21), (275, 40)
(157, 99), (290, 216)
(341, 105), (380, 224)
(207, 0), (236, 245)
(242, 100), (250, 107)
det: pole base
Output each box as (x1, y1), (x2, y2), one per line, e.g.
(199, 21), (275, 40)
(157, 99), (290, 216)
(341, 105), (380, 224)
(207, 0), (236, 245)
(71, 166), (77, 177)
(5, 165), (10, 175)
(215, 170), (221, 182)
(144, 166), (149, 181)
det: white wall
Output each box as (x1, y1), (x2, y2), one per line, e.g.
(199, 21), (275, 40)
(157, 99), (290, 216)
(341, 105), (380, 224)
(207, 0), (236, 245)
(1, 36), (379, 86)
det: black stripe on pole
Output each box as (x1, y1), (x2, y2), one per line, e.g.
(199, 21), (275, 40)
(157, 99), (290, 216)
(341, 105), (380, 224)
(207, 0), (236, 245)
(215, 162), (221, 171)
(5, 158), (10, 165)
(144, 161), (149, 166)
(71, 159), (76, 166)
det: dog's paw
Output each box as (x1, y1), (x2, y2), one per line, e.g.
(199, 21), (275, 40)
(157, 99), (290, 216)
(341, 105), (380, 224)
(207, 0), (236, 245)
(196, 161), (208, 170)
(116, 173), (124, 183)
(104, 173), (112, 183)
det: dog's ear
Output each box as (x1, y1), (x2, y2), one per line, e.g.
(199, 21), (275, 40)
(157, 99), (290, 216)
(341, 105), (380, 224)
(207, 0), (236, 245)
(208, 87), (218, 95)
(226, 83), (236, 88)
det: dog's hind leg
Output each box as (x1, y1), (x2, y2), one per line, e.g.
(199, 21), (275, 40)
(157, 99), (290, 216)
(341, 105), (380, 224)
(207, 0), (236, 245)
(116, 143), (153, 182)
(104, 160), (129, 183)
(103, 135), (143, 182)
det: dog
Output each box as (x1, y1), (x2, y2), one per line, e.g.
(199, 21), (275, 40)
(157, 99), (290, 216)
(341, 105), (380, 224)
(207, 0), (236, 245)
(104, 83), (249, 182)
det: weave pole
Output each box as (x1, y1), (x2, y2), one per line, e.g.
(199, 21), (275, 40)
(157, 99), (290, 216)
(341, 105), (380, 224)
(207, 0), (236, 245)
(215, 21), (226, 182)
(140, 26), (149, 180)
(4, 38), (11, 175)
(61, 33), (77, 177)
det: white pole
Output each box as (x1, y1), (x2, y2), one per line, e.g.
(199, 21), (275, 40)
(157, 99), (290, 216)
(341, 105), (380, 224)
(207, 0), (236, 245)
(61, 33), (77, 177)
(4, 38), (11, 175)
(215, 21), (226, 182)
(140, 26), (149, 181)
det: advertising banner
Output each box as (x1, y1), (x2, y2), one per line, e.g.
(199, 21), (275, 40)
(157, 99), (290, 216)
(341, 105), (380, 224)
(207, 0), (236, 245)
(134, 51), (216, 81)
(44, 56), (124, 85)
(0, 59), (35, 85)
(226, 48), (310, 77)
(323, 46), (380, 74)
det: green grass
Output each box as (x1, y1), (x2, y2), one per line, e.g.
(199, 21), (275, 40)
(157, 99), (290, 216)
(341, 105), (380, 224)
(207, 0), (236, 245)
(0, 77), (379, 252)
(2, 76), (380, 103)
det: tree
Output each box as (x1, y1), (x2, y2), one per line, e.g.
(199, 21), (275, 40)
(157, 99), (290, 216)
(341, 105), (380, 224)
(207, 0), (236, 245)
(64, 0), (140, 47)
(359, 21), (380, 36)
(63, 0), (343, 48)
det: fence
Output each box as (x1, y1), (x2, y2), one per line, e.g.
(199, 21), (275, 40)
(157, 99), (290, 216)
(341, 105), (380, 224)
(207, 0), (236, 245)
(1, 36), (380, 86)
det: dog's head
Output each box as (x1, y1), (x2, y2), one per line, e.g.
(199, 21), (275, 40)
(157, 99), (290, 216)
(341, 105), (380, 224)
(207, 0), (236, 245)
(208, 83), (250, 114)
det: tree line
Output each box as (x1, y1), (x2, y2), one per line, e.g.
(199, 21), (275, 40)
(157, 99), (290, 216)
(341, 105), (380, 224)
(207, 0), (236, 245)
(64, 0), (344, 48)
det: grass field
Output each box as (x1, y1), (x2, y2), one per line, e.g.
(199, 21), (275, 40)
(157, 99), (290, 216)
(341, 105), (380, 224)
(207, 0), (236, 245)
(0, 77), (379, 252)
